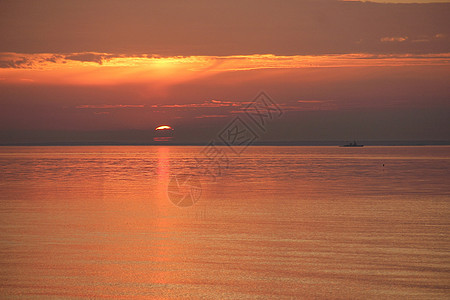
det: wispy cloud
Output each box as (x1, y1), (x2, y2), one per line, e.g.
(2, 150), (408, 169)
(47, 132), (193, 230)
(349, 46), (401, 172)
(152, 99), (247, 109)
(381, 36), (408, 43)
(76, 104), (145, 109)
(73, 99), (341, 118)
(281, 101), (338, 112)
(380, 33), (448, 44)
(194, 114), (229, 119)
(297, 100), (333, 103)
(0, 52), (127, 69)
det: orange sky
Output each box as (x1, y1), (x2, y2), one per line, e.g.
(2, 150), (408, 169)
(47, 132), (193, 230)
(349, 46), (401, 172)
(0, 0), (449, 144)
(1, 53), (449, 85)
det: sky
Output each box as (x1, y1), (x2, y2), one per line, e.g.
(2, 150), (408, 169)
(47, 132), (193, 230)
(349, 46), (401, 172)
(0, 0), (449, 144)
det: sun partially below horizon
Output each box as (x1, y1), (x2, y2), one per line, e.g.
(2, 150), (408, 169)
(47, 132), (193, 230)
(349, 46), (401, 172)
(155, 125), (174, 131)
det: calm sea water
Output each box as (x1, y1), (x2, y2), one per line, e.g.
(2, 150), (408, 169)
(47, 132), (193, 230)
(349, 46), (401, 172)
(0, 146), (449, 299)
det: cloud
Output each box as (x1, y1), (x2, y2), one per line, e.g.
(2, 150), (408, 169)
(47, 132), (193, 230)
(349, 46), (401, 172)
(381, 37), (408, 42)
(0, 53), (31, 68)
(75, 100), (250, 114)
(297, 100), (332, 103)
(410, 33), (448, 43)
(1, 52), (449, 89)
(380, 33), (448, 44)
(281, 101), (338, 112)
(0, 52), (125, 69)
(194, 114), (229, 119)
(151, 99), (339, 115)
(1, 52), (449, 71)
(76, 104), (145, 109)
(65, 53), (118, 64)
(152, 100), (248, 109)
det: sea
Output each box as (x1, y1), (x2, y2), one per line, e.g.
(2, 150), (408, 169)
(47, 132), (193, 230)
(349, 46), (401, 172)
(0, 146), (449, 299)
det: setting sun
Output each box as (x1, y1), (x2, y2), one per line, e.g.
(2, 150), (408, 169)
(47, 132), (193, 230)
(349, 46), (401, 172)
(155, 125), (173, 131)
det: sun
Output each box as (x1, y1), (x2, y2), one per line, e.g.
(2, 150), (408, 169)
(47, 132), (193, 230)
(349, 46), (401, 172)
(155, 125), (174, 131)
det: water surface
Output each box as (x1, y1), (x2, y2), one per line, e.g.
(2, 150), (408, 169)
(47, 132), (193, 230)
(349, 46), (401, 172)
(0, 146), (449, 298)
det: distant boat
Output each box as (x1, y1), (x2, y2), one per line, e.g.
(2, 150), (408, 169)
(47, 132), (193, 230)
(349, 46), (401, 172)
(340, 141), (364, 147)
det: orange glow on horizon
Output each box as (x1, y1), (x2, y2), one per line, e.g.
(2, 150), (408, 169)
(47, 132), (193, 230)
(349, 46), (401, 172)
(0, 52), (449, 87)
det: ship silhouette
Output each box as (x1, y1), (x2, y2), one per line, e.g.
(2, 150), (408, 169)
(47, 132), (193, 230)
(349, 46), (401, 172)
(340, 141), (364, 147)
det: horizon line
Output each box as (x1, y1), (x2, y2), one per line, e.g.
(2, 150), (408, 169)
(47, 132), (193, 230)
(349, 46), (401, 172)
(1, 140), (449, 147)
